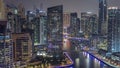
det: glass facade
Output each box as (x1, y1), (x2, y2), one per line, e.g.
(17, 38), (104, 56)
(0, 21), (13, 68)
(108, 7), (120, 52)
(98, 0), (107, 35)
(47, 5), (63, 49)
(70, 13), (79, 37)
(40, 16), (47, 45)
(81, 12), (98, 37)
(31, 12), (47, 45)
(33, 17), (40, 45)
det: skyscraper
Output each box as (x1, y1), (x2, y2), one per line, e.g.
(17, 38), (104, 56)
(47, 5), (63, 50)
(39, 15), (47, 45)
(6, 4), (23, 33)
(0, 21), (13, 68)
(81, 12), (98, 37)
(98, 0), (107, 35)
(69, 12), (78, 37)
(26, 11), (35, 22)
(31, 10), (47, 45)
(6, 4), (18, 33)
(108, 7), (120, 52)
(33, 17), (40, 45)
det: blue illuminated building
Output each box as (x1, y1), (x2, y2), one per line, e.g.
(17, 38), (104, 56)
(108, 7), (120, 52)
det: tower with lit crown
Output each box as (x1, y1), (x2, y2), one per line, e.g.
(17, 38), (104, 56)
(108, 7), (120, 52)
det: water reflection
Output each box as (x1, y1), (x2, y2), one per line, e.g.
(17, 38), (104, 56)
(63, 39), (113, 68)
(86, 54), (90, 68)
(75, 58), (80, 68)
(82, 52), (113, 68)
(68, 51), (114, 68)
(94, 58), (100, 68)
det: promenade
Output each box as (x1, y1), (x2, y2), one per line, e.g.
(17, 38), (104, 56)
(86, 51), (120, 68)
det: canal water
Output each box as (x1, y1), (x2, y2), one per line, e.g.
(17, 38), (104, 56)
(63, 39), (114, 68)
(68, 51), (113, 68)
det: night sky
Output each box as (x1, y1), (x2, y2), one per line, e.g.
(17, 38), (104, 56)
(4, 0), (120, 17)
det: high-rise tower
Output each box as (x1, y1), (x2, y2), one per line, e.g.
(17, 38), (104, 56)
(81, 12), (98, 37)
(108, 7), (120, 52)
(98, 0), (107, 35)
(47, 5), (63, 50)
(0, 21), (13, 68)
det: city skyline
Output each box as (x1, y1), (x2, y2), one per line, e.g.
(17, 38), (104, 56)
(0, 0), (120, 68)
(4, 0), (120, 17)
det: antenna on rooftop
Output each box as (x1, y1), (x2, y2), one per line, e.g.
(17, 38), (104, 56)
(33, 5), (36, 11)
(40, 3), (43, 11)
